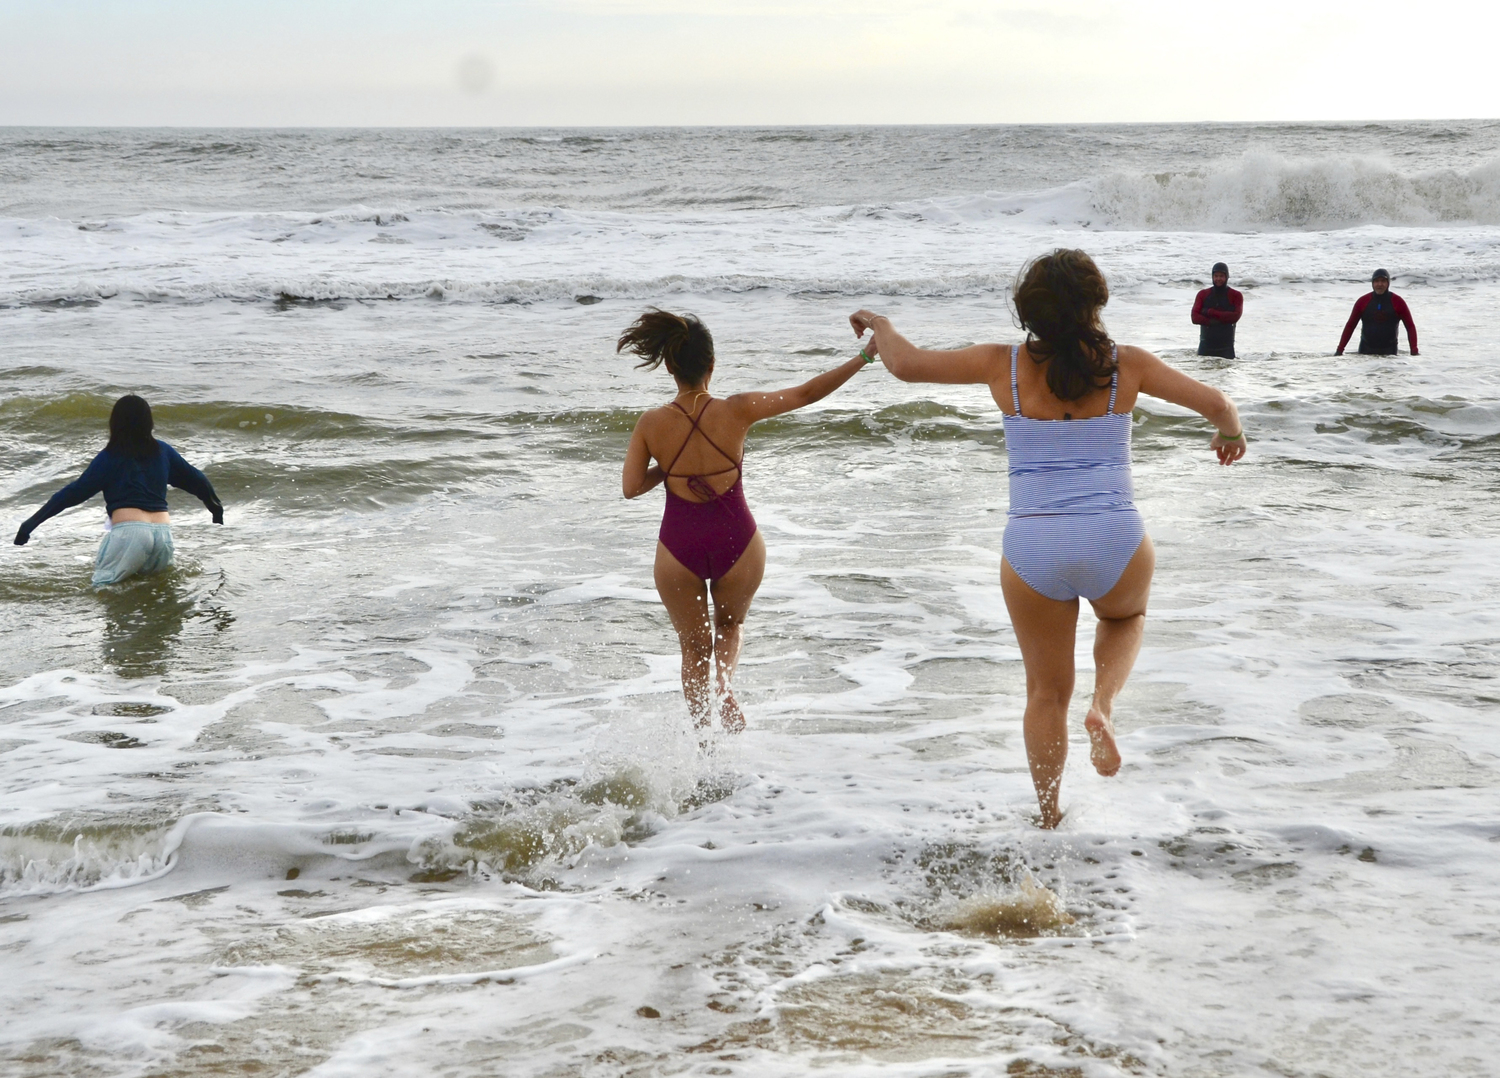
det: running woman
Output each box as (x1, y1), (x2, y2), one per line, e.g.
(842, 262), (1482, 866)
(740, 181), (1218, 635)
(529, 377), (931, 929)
(13, 394), (223, 586)
(620, 310), (874, 731)
(851, 250), (1246, 828)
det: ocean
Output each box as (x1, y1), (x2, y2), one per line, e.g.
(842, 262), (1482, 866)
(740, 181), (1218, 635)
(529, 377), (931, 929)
(3, 122), (1500, 1077)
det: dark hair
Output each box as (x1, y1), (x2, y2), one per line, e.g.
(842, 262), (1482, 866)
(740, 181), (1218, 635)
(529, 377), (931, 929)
(616, 309), (715, 386)
(1012, 249), (1117, 403)
(105, 394), (158, 459)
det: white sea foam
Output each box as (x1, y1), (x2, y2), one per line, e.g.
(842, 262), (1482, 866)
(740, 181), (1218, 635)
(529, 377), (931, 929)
(3, 125), (1500, 1076)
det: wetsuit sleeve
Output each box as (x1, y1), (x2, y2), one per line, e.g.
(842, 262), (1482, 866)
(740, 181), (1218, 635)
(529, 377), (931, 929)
(1394, 295), (1418, 353)
(18, 452), (112, 535)
(164, 444), (223, 521)
(1336, 295), (1369, 354)
(1224, 288), (1244, 324)
(1191, 289), (1208, 325)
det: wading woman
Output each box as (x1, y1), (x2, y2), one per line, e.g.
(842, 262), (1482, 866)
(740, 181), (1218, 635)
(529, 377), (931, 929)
(850, 250), (1246, 827)
(14, 394), (223, 586)
(620, 310), (874, 731)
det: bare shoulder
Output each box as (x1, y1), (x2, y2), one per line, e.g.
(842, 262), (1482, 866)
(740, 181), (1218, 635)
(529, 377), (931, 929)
(1115, 343), (1162, 367)
(973, 341), (1013, 369)
(634, 402), (679, 432)
(1117, 343), (1170, 375)
(720, 390), (773, 423)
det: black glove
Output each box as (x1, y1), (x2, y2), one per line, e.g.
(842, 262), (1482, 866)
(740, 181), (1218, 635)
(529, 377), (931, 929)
(207, 499), (224, 525)
(14, 522), (33, 546)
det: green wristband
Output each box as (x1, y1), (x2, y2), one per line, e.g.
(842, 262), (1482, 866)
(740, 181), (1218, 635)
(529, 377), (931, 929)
(1219, 431), (1244, 440)
(859, 349), (875, 364)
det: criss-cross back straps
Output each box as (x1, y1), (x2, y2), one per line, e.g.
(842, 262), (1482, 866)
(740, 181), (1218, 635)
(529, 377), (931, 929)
(664, 398), (741, 500)
(1013, 343), (1122, 416)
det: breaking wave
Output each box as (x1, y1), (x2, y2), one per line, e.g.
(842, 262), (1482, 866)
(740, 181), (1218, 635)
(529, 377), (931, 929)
(910, 152), (1500, 231)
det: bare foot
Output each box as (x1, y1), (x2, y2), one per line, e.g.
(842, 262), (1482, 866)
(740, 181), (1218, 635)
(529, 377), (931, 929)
(1035, 805), (1063, 830)
(720, 692), (746, 734)
(1085, 706), (1122, 777)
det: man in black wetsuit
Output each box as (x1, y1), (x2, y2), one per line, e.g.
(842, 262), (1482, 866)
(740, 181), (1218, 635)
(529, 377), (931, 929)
(1336, 269), (1418, 355)
(1191, 262), (1243, 358)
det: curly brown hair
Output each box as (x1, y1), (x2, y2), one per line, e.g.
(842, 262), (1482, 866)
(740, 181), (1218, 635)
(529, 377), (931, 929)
(616, 309), (715, 386)
(1012, 249), (1117, 402)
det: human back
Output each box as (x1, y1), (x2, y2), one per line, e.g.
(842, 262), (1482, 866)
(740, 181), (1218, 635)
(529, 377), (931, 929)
(1002, 341), (1143, 420)
(639, 394), (750, 503)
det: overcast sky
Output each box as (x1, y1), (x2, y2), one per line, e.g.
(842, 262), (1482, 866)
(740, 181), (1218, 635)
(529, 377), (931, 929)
(1, 0), (1495, 126)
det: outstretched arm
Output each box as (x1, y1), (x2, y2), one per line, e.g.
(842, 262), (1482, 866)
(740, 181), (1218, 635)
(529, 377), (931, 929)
(622, 417), (665, 499)
(1133, 346), (1247, 465)
(848, 310), (1003, 384)
(728, 349), (873, 424)
(1336, 295), (1367, 354)
(13, 453), (110, 545)
(164, 444), (223, 523)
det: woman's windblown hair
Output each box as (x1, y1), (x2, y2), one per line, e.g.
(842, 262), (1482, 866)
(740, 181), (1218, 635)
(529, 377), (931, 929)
(105, 394), (158, 460)
(617, 309), (715, 386)
(1012, 250), (1117, 402)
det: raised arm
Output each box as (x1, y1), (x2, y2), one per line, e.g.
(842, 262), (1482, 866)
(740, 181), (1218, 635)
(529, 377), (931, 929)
(848, 310), (1003, 384)
(1133, 346), (1247, 465)
(1336, 295), (1367, 355)
(727, 350), (872, 425)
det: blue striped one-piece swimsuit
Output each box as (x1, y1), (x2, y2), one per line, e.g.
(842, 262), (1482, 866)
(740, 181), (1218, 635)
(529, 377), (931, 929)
(1001, 344), (1145, 601)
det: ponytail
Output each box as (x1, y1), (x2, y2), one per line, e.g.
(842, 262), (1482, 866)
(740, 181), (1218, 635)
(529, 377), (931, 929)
(617, 309), (715, 386)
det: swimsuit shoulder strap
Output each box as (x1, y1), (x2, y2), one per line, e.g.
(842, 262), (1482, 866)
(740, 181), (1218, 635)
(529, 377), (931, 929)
(1010, 344), (1022, 416)
(1108, 345), (1119, 413)
(662, 399), (702, 477)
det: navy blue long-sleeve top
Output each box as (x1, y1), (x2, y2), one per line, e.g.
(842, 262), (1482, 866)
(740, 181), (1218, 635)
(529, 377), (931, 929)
(24, 442), (220, 528)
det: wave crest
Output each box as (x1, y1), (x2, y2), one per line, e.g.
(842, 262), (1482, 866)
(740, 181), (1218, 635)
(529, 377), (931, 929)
(1086, 152), (1500, 231)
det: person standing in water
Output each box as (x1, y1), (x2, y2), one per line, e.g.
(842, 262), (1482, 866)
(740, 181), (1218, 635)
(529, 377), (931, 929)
(850, 250), (1246, 828)
(1191, 261), (1243, 358)
(13, 394), (223, 586)
(620, 310), (875, 732)
(1336, 269), (1419, 355)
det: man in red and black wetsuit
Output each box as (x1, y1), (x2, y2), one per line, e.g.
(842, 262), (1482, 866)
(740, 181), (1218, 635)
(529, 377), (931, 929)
(1191, 262), (1242, 358)
(1336, 269), (1418, 355)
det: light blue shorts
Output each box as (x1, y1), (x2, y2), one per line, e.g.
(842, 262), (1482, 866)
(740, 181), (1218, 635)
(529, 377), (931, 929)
(1003, 509), (1146, 602)
(93, 523), (174, 587)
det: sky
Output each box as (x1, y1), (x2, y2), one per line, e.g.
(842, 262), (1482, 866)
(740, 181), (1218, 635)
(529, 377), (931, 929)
(1, 0), (1496, 126)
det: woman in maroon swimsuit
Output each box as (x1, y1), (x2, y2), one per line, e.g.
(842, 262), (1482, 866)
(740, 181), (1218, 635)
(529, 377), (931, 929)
(620, 309), (875, 731)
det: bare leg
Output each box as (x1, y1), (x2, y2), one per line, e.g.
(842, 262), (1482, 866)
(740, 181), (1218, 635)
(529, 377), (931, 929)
(655, 542), (713, 726)
(708, 532), (767, 732)
(1084, 537), (1155, 777)
(1000, 560), (1079, 829)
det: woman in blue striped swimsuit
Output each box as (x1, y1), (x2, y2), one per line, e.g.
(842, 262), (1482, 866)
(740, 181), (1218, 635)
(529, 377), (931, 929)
(851, 250), (1246, 828)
